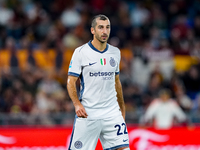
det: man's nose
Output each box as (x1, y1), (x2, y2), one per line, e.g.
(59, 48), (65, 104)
(102, 28), (107, 34)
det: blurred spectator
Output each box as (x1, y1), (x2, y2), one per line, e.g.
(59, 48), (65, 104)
(10, 48), (19, 75)
(175, 86), (193, 113)
(55, 42), (64, 71)
(131, 55), (151, 90)
(21, 70), (38, 96)
(1, 88), (14, 112)
(186, 28), (195, 46)
(194, 16), (200, 38)
(170, 15), (191, 54)
(193, 93), (200, 112)
(0, 1), (13, 26)
(27, 46), (36, 67)
(190, 39), (200, 60)
(62, 30), (81, 49)
(131, 27), (144, 49)
(142, 89), (187, 129)
(48, 0), (67, 21)
(26, 1), (46, 25)
(149, 27), (161, 49)
(90, 0), (106, 13)
(130, 2), (150, 27)
(36, 70), (65, 114)
(35, 14), (52, 42)
(123, 84), (143, 111)
(60, 3), (81, 28)
(45, 25), (60, 48)
(157, 39), (174, 80)
(151, 3), (167, 30)
(54, 19), (67, 39)
(144, 65), (164, 99)
(181, 65), (200, 100)
(7, 1), (27, 40)
(145, 38), (174, 62)
(10, 79), (24, 114)
(21, 91), (34, 113)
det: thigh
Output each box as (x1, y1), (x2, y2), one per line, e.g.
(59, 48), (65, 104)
(100, 115), (129, 150)
(68, 117), (101, 150)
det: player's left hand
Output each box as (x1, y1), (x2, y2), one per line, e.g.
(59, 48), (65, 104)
(75, 103), (88, 118)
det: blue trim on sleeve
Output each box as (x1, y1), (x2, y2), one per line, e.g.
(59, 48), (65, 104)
(88, 40), (108, 53)
(79, 74), (85, 100)
(115, 72), (120, 75)
(104, 144), (129, 150)
(68, 72), (80, 77)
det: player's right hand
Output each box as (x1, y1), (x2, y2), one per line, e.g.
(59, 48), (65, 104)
(75, 104), (88, 118)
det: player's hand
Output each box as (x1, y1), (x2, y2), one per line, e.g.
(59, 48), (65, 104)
(75, 103), (88, 118)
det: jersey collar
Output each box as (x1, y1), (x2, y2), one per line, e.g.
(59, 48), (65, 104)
(88, 40), (109, 53)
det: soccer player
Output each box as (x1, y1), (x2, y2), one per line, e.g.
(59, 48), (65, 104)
(67, 14), (130, 150)
(143, 89), (187, 129)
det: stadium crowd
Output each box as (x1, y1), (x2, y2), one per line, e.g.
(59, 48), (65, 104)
(0, 0), (200, 126)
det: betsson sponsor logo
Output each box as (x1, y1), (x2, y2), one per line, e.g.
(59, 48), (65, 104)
(89, 71), (114, 80)
(129, 129), (200, 150)
(89, 72), (114, 77)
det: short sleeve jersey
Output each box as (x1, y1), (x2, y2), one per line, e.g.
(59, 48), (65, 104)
(68, 41), (121, 119)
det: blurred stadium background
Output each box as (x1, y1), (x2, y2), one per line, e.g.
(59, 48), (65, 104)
(0, 0), (200, 149)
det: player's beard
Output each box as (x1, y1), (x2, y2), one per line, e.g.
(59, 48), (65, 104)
(95, 33), (109, 44)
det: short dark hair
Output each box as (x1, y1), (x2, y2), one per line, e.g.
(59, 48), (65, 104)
(158, 89), (171, 97)
(91, 14), (109, 28)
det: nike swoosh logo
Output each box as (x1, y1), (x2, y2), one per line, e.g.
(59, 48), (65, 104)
(123, 139), (128, 142)
(89, 62), (97, 66)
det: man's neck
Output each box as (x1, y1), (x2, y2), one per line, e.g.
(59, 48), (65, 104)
(91, 39), (107, 52)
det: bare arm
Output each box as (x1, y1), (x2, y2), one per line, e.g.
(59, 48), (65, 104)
(115, 74), (126, 120)
(67, 75), (88, 118)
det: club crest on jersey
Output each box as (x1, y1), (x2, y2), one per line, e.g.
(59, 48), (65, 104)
(74, 141), (83, 149)
(100, 58), (106, 66)
(110, 57), (116, 67)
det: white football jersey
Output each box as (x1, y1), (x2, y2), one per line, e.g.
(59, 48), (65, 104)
(68, 41), (121, 119)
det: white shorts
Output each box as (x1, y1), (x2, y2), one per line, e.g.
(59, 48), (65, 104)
(68, 115), (129, 150)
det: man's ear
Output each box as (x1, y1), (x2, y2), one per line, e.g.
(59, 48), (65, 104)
(91, 27), (95, 34)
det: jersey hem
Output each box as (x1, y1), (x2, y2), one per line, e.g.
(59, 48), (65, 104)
(104, 144), (129, 150)
(83, 111), (122, 120)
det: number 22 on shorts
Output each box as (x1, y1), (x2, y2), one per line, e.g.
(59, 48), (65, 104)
(115, 123), (128, 135)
